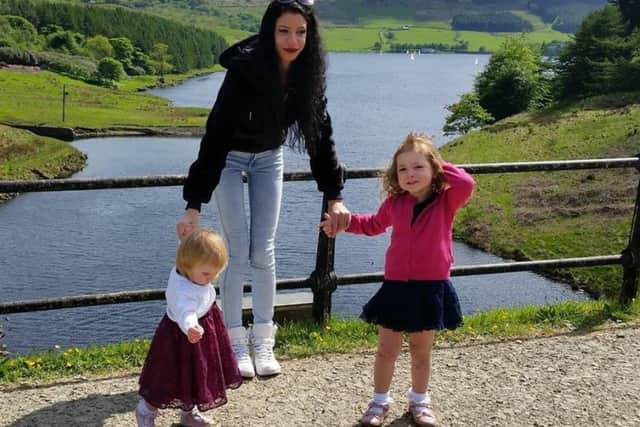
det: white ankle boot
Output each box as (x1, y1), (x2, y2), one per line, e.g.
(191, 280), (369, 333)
(250, 323), (281, 376)
(227, 326), (255, 378)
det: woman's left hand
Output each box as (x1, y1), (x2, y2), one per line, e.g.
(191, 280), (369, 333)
(325, 200), (351, 237)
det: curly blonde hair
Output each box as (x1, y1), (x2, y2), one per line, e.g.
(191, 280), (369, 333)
(382, 132), (447, 198)
(176, 229), (228, 279)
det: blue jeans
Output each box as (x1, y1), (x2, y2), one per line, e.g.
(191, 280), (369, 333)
(214, 147), (283, 329)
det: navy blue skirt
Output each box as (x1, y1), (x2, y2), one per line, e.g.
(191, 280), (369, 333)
(361, 279), (463, 332)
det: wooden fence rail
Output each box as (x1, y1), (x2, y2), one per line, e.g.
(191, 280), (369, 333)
(1, 157), (639, 323)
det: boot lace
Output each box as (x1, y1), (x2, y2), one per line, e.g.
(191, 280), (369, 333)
(253, 343), (275, 362)
(232, 343), (250, 360)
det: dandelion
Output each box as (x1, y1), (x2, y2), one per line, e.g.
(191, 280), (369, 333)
(54, 344), (61, 350)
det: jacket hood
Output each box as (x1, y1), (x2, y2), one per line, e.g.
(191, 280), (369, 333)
(219, 34), (262, 69)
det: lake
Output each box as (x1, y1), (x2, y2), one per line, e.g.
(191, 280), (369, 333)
(0, 53), (586, 354)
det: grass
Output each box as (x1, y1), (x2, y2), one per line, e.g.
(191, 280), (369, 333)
(321, 23), (571, 53)
(442, 91), (640, 298)
(0, 70), (210, 129)
(0, 124), (85, 184)
(2, 298), (638, 385)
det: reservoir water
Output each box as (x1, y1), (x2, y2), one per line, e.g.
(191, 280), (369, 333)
(1, 53), (586, 354)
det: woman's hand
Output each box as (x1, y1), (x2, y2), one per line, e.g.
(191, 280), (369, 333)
(176, 209), (200, 240)
(324, 200), (351, 238)
(187, 325), (204, 344)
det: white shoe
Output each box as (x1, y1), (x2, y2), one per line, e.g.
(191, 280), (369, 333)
(135, 400), (157, 427)
(227, 326), (255, 378)
(180, 407), (212, 427)
(251, 323), (281, 376)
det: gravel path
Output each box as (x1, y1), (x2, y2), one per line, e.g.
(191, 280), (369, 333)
(2, 323), (640, 427)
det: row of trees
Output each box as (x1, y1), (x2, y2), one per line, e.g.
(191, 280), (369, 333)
(451, 12), (534, 32)
(387, 41), (471, 53)
(0, 0), (226, 73)
(0, 14), (175, 85)
(444, 1), (640, 135)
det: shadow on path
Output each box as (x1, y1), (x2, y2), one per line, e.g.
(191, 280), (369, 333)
(7, 390), (137, 427)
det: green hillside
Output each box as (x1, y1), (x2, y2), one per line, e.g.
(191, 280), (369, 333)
(51, 0), (606, 52)
(443, 92), (640, 298)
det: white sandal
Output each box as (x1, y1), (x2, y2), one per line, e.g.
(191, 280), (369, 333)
(360, 400), (390, 426)
(408, 400), (437, 427)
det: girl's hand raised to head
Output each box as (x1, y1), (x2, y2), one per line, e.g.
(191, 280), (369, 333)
(187, 325), (204, 344)
(176, 208), (200, 240)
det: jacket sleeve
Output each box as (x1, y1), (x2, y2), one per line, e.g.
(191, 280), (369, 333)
(346, 197), (393, 236)
(182, 70), (240, 211)
(442, 162), (475, 212)
(308, 101), (344, 201)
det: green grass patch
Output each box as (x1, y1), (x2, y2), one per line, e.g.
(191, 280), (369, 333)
(322, 24), (571, 52)
(0, 124), (85, 182)
(3, 299), (639, 385)
(322, 27), (383, 51)
(0, 70), (209, 128)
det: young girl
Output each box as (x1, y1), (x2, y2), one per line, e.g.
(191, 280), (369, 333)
(321, 132), (475, 427)
(135, 229), (242, 427)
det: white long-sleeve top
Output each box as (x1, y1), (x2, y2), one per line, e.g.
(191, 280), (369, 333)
(165, 267), (216, 336)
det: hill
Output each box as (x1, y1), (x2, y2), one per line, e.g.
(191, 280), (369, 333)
(53, 0), (607, 51)
(442, 92), (640, 298)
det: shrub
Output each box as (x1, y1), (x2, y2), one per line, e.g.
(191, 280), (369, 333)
(97, 56), (125, 81)
(0, 46), (40, 65)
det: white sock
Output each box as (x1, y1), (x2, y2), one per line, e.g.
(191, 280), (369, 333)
(372, 391), (391, 405)
(407, 389), (429, 404)
(137, 399), (157, 415)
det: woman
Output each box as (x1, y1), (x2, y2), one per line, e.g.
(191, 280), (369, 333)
(176, 0), (350, 379)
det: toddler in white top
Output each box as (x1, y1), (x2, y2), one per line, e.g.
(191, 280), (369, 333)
(136, 229), (242, 427)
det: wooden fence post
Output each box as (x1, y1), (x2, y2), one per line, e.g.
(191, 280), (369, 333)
(309, 193), (338, 324)
(620, 160), (640, 303)
(308, 165), (346, 324)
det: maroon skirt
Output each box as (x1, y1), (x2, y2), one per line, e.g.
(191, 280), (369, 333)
(138, 303), (242, 411)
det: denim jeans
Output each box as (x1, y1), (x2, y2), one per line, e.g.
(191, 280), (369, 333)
(214, 147), (283, 329)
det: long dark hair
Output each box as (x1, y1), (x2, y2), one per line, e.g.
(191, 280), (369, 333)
(258, 1), (327, 155)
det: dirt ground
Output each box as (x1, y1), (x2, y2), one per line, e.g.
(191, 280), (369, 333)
(2, 322), (640, 426)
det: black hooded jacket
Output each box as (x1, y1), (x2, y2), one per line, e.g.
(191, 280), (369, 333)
(183, 36), (344, 211)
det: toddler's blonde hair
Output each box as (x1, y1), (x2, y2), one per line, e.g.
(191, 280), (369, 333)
(176, 229), (228, 278)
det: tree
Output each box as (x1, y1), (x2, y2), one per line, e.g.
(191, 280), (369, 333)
(109, 37), (134, 65)
(609, 0), (640, 33)
(475, 36), (542, 120)
(84, 35), (113, 60)
(97, 57), (125, 82)
(46, 30), (82, 54)
(555, 6), (627, 98)
(443, 92), (494, 135)
(0, 15), (40, 48)
(150, 42), (173, 79)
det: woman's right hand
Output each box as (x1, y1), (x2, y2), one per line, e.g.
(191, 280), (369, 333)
(176, 208), (200, 240)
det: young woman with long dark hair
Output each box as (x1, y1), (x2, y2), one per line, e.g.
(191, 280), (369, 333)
(177, 0), (350, 379)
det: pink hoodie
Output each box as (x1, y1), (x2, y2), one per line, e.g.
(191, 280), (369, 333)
(346, 162), (475, 281)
